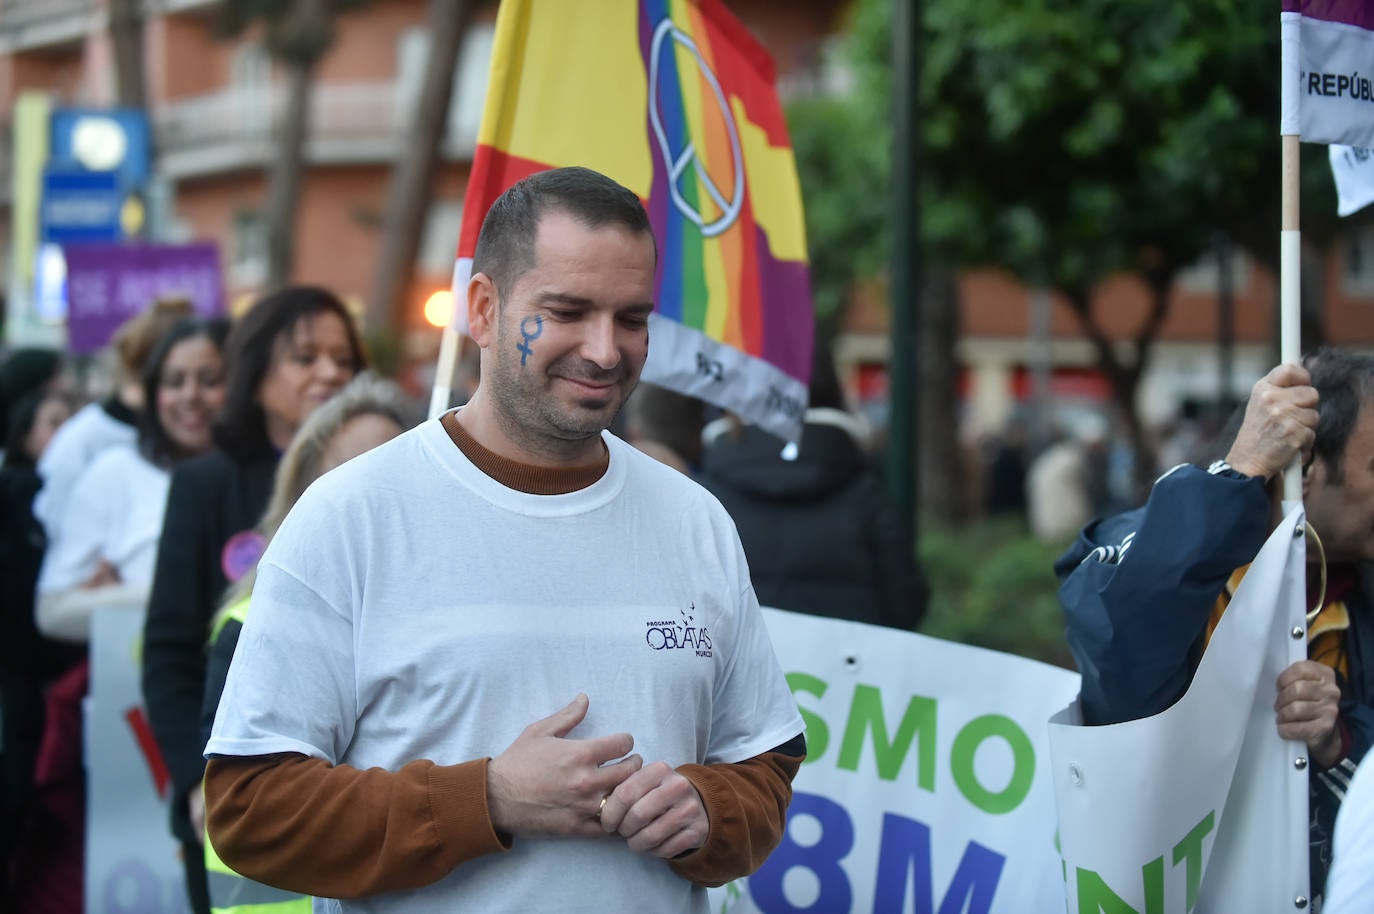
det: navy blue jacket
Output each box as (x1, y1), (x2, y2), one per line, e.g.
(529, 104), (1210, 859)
(1056, 463), (1374, 897)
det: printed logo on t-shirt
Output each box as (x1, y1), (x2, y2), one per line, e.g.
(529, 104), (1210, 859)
(644, 603), (712, 657)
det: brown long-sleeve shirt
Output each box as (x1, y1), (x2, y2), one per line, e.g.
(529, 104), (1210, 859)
(205, 747), (800, 898)
(205, 413), (803, 897)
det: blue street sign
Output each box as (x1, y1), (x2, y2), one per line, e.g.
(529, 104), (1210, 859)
(41, 168), (123, 244)
(49, 108), (152, 187)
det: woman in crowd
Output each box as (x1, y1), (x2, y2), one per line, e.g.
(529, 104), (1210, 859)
(36, 317), (231, 641)
(12, 317), (227, 914)
(141, 286), (364, 914)
(198, 373), (415, 914)
(35, 298), (193, 540)
(0, 387), (75, 907)
(0, 348), (67, 464)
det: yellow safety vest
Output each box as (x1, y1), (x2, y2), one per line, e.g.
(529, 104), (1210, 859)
(204, 597), (312, 914)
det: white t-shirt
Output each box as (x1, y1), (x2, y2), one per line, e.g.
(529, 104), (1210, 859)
(35, 447), (170, 640)
(1323, 757), (1374, 913)
(208, 417), (803, 914)
(35, 401), (138, 535)
(39, 446), (170, 592)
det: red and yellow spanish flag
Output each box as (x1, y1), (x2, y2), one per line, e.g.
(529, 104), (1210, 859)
(452, 0), (814, 441)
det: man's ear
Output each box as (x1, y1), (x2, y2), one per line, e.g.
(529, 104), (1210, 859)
(468, 273), (498, 348)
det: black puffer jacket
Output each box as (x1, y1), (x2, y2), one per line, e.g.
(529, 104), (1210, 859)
(698, 410), (926, 630)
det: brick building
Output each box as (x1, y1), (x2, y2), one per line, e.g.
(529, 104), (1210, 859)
(2, 0), (1371, 428)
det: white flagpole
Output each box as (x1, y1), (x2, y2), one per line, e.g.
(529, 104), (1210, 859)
(1278, 18), (1312, 911)
(429, 261), (470, 420)
(428, 322), (463, 420)
(1279, 12), (1302, 502)
(1281, 133), (1302, 502)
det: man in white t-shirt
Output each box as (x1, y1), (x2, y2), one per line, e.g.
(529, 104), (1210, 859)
(1323, 755), (1374, 913)
(204, 167), (805, 914)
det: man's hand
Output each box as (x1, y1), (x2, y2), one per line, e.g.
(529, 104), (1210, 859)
(1275, 660), (1343, 767)
(487, 694), (642, 839)
(1225, 364), (1319, 481)
(598, 761), (709, 859)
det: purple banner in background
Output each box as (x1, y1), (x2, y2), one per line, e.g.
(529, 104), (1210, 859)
(64, 243), (224, 355)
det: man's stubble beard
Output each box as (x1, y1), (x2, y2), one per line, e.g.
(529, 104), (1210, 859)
(487, 336), (638, 460)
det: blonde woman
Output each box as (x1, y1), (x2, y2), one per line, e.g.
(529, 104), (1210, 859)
(198, 373), (416, 914)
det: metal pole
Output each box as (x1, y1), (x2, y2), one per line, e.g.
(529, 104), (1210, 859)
(1029, 288), (1053, 454)
(887, 0), (921, 543)
(1215, 232), (1234, 416)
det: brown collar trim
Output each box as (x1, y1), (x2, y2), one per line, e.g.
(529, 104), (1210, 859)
(440, 412), (608, 495)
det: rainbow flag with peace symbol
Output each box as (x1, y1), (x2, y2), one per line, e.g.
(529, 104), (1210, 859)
(450, 0), (814, 441)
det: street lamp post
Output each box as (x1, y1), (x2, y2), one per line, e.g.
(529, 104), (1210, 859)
(887, 0), (922, 545)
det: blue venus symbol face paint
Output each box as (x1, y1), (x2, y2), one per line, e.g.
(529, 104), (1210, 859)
(518, 315), (544, 366)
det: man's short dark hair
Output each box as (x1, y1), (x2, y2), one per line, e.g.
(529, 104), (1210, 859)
(472, 167), (656, 298)
(1305, 346), (1374, 482)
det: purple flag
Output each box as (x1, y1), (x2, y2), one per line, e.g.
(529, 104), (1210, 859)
(64, 243), (224, 355)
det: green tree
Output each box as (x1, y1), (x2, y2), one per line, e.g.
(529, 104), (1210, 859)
(793, 0), (1340, 495)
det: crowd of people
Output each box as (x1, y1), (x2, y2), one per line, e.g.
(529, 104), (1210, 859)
(0, 168), (929, 914)
(1, 164), (1372, 912)
(0, 284), (419, 914)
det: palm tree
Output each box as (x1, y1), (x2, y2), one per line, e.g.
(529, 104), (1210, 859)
(109, 0), (146, 109)
(367, 0), (476, 331)
(220, 0), (364, 288)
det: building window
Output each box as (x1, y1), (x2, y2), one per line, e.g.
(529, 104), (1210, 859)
(230, 44), (272, 139)
(450, 23), (494, 145)
(419, 202), (464, 278)
(777, 36), (854, 100)
(1176, 246), (1248, 294)
(1344, 226), (1374, 297)
(231, 43), (270, 91)
(230, 209), (267, 286)
(394, 22), (495, 146)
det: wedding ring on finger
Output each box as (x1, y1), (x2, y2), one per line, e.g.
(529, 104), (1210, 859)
(596, 794), (609, 822)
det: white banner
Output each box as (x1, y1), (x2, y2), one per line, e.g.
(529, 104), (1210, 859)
(84, 580), (1312, 912)
(1049, 508), (1311, 913)
(87, 606), (192, 914)
(1281, 11), (1374, 147)
(713, 609), (1081, 914)
(1330, 145), (1374, 216)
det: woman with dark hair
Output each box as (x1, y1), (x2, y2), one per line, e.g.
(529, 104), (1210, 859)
(11, 317), (227, 914)
(35, 317), (230, 641)
(0, 387), (77, 906)
(35, 297), (193, 539)
(0, 347), (67, 458)
(141, 286), (364, 914)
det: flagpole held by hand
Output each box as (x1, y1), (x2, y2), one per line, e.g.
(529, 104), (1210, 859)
(1280, 131), (1302, 503)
